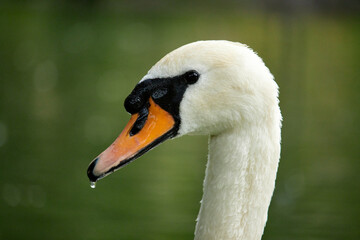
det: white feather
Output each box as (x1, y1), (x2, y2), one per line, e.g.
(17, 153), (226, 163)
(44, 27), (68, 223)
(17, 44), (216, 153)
(142, 40), (282, 240)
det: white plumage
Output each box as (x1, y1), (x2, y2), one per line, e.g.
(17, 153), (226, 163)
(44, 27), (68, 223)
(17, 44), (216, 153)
(88, 40), (282, 240)
(143, 40), (282, 240)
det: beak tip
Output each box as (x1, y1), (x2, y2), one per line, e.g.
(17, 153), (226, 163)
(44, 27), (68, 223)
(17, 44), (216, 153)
(87, 158), (100, 182)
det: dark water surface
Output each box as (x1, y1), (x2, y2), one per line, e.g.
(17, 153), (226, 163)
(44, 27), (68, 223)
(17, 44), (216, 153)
(0, 5), (359, 240)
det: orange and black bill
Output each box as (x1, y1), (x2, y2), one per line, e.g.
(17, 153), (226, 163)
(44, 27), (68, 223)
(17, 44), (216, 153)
(87, 98), (176, 182)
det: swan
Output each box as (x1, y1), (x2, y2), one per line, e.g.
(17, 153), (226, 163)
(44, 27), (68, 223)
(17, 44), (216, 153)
(87, 40), (282, 240)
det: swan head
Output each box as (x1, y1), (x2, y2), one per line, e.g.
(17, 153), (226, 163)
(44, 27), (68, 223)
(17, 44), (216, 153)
(87, 40), (279, 182)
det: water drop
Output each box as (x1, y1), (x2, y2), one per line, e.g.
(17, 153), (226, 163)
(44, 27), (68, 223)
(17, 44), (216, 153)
(90, 182), (96, 189)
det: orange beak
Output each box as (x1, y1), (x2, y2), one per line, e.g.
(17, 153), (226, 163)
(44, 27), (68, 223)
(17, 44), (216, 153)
(87, 98), (176, 182)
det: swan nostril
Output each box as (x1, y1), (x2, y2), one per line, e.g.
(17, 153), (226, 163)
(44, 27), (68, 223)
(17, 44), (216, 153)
(129, 106), (149, 136)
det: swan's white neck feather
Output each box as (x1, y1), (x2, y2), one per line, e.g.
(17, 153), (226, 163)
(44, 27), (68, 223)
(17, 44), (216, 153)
(195, 116), (281, 240)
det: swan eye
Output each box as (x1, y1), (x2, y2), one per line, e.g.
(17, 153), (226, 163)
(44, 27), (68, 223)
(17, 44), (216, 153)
(184, 70), (200, 84)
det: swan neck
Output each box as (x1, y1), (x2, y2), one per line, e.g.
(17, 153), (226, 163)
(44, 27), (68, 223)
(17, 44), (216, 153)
(194, 124), (280, 240)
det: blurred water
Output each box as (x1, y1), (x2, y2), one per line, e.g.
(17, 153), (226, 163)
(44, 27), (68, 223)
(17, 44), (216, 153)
(0, 4), (359, 240)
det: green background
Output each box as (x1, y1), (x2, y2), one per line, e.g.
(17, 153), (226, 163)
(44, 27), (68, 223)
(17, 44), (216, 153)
(0, 1), (359, 239)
